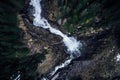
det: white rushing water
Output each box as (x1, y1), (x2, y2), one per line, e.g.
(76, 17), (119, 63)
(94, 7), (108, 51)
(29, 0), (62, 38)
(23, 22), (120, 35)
(30, 0), (82, 56)
(14, 74), (20, 80)
(30, 0), (82, 79)
(50, 57), (73, 76)
(116, 53), (120, 61)
(51, 73), (60, 80)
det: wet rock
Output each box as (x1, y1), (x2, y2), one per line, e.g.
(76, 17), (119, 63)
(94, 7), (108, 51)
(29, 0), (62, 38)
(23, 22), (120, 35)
(21, 0), (120, 80)
(20, 0), (69, 77)
(55, 28), (120, 80)
(41, 0), (58, 22)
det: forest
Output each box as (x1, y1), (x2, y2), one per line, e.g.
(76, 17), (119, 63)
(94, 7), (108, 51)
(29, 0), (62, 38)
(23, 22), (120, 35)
(0, 0), (120, 80)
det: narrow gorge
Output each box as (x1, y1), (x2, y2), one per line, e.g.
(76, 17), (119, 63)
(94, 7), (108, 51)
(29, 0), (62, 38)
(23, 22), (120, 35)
(1, 0), (120, 80)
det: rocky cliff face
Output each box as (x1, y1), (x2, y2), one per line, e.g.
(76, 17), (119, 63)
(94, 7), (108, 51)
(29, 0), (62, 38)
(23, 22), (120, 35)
(20, 0), (68, 77)
(20, 0), (120, 80)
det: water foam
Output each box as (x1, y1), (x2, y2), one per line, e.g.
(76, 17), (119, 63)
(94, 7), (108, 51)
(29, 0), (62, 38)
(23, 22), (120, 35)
(50, 58), (72, 76)
(30, 0), (82, 56)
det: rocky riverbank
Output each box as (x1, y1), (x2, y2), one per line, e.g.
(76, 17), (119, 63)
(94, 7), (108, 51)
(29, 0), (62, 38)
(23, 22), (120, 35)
(19, 0), (120, 80)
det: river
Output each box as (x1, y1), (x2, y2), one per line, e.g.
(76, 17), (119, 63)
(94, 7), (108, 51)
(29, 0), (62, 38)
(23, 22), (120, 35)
(29, 0), (82, 79)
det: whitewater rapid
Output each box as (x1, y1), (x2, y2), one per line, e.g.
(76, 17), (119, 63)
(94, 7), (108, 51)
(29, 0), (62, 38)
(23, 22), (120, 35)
(30, 0), (82, 79)
(30, 0), (82, 56)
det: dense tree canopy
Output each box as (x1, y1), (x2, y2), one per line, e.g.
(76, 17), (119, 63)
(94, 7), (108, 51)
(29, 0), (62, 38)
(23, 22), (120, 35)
(0, 0), (44, 79)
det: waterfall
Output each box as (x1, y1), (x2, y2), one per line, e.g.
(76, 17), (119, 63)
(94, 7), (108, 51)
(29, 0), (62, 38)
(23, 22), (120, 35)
(50, 57), (73, 76)
(14, 74), (20, 80)
(30, 0), (82, 56)
(29, 0), (82, 79)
